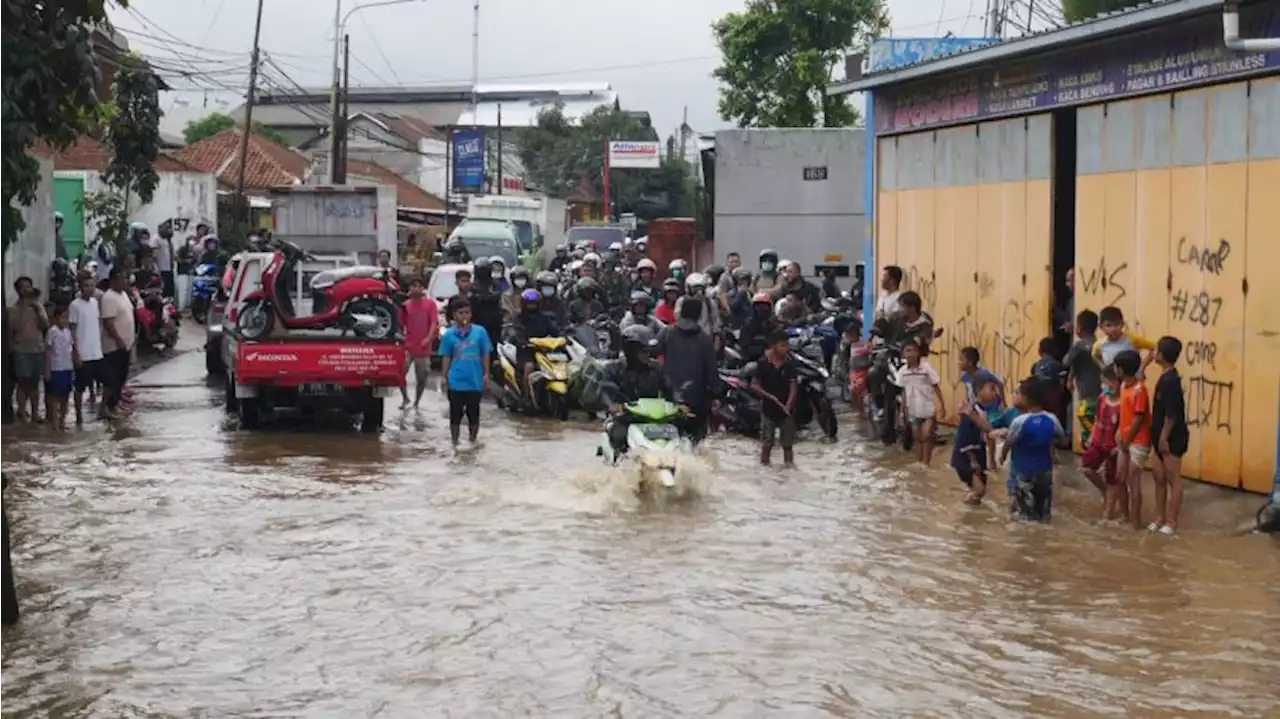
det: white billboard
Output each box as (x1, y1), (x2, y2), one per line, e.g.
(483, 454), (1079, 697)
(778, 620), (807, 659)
(608, 140), (661, 169)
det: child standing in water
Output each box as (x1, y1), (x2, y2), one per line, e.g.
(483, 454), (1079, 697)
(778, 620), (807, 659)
(898, 340), (945, 466)
(954, 376), (1001, 505)
(43, 305), (75, 431)
(1114, 350), (1152, 530)
(1150, 337), (1189, 535)
(1081, 365), (1125, 519)
(1001, 378), (1066, 522)
(438, 300), (492, 449)
(751, 330), (798, 467)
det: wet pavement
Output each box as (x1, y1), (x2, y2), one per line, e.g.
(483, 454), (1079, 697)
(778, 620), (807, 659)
(2, 339), (1278, 717)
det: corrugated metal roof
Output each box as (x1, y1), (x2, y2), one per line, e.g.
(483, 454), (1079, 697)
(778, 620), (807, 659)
(827, 0), (1226, 95)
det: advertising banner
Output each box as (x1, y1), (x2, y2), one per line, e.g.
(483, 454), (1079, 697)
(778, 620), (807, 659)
(608, 141), (661, 169)
(451, 129), (486, 193)
(868, 37), (998, 73)
(875, 6), (1280, 134)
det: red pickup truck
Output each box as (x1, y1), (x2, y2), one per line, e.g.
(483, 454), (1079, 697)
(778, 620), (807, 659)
(221, 253), (405, 431)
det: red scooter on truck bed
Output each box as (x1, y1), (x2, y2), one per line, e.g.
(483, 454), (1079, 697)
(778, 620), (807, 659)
(236, 238), (400, 341)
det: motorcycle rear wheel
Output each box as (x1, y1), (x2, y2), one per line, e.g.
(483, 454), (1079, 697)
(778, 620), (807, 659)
(815, 396), (838, 439)
(346, 299), (400, 340)
(238, 300), (275, 340)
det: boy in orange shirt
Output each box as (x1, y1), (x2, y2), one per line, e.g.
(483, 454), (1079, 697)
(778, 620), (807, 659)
(1114, 350), (1151, 530)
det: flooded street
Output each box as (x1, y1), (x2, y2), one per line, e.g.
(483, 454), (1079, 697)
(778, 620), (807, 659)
(3, 349), (1278, 718)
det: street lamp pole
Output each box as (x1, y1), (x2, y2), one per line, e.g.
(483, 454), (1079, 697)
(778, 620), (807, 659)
(329, 0), (421, 182)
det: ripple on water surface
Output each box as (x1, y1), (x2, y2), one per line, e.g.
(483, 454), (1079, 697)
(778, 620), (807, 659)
(2, 355), (1278, 717)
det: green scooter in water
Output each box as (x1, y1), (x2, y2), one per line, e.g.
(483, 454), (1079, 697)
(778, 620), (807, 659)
(597, 398), (695, 491)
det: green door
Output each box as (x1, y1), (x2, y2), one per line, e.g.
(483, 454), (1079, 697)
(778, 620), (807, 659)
(54, 177), (86, 259)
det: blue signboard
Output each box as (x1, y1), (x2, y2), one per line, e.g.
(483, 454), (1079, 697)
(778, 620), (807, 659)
(451, 129), (486, 194)
(875, 5), (1280, 134)
(868, 37), (998, 73)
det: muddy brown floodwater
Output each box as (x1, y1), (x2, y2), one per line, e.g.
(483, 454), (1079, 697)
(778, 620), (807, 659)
(2, 349), (1278, 718)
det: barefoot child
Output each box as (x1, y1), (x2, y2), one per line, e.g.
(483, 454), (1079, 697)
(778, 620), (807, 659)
(438, 300), (491, 448)
(43, 305), (75, 431)
(1150, 336), (1188, 535)
(1114, 350), (1152, 530)
(751, 330), (798, 467)
(1081, 365), (1125, 519)
(1001, 378), (1066, 522)
(899, 340), (945, 466)
(954, 377), (1001, 504)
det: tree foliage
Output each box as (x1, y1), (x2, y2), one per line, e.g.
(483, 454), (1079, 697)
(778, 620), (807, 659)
(517, 103), (694, 222)
(80, 54), (163, 257)
(183, 112), (289, 147)
(1, 0), (123, 250)
(1061, 0), (1144, 23)
(713, 0), (889, 128)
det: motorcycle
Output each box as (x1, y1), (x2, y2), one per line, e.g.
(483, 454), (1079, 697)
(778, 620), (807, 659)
(48, 258), (76, 308)
(709, 366), (761, 437)
(496, 335), (572, 419)
(236, 238), (400, 341)
(572, 315), (620, 359)
(597, 398), (696, 491)
(133, 286), (178, 351)
(189, 262), (221, 324)
(789, 335), (839, 440)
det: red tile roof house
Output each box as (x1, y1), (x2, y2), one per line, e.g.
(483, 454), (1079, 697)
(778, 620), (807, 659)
(30, 136), (220, 258)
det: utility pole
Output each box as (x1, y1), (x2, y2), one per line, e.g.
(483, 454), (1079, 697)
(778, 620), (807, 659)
(496, 103), (503, 195)
(234, 0), (266, 224)
(678, 105), (689, 170)
(337, 34), (350, 183)
(470, 0), (480, 114)
(329, 0), (343, 182)
(985, 0), (1004, 38)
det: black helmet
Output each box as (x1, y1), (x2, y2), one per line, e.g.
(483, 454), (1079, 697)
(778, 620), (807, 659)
(555, 244), (568, 255)
(621, 324), (656, 351)
(731, 267), (753, 282)
(705, 264), (725, 286)
(509, 266), (531, 287)
(601, 251), (618, 267)
(662, 277), (682, 292)
(444, 238), (468, 261)
(575, 276), (600, 297)
(535, 270), (557, 287)
(629, 289), (652, 308)
(472, 256), (494, 283)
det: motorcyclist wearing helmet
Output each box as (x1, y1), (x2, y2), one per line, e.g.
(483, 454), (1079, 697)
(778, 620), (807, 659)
(548, 244), (570, 273)
(567, 277), (606, 325)
(772, 259), (822, 313)
(535, 270), (566, 325)
(667, 258), (688, 285)
(727, 267), (756, 327)
(753, 249), (780, 292)
(503, 266), (533, 319)
(599, 325), (675, 455)
(654, 277), (682, 325)
(676, 272), (722, 349)
(444, 237), (470, 264)
(631, 258), (661, 305)
(740, 291), (782, 361)
(598, 251), (630, 311)
(505, 288), (561, 400)
(469, 257), (506, 380)
(620, 290), (664, 335)
(635, 237), (649, 257)
(127, 221), (151, 266)
(655, 291), (718, 444)
(622, 238), (641, 268)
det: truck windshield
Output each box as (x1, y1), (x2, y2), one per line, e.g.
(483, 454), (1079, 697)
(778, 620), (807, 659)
(509, 220), (534, 252)
(567, 226), (626, 247)
(461, 239), (518, 269)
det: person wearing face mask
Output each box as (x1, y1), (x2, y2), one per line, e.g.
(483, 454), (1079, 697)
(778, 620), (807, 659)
(631, 259), (661, 305)
(535, 270), (566, 326)
(753, 248), (780, 292)
(548, 244), (570, 273)
(620, 290), (664, 334)
(506, 289), (560, 401)
(727, 267), (755, 328)
(667, 258), (688, 286)
(503, 266), (532, 319)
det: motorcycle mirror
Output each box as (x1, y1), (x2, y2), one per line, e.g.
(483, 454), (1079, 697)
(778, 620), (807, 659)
(934, 328), (945, 338)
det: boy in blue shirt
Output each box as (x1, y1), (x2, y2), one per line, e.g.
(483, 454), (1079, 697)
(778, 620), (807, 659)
(438, 300), (492, 448)
(1000, 378), (1066, 522)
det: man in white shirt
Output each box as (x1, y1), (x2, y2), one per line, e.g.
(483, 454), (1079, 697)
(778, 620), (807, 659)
(69, 275), (105, 423)
(875, 265), (904, 320)
(98, 268), (136, 417)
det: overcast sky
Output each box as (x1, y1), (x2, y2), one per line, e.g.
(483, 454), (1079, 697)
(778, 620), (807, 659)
(111, 0), (998, 141)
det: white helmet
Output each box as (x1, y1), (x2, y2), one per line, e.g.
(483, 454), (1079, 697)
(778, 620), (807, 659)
(582, 252), (601, 266)
(569, 259), (585, 273)
(668, 258), (687, 271)
(608, 241), (623, 252)
(778, 258), (797, 272)
(686, 272), (708, 289)
(637, 258), (657, 272)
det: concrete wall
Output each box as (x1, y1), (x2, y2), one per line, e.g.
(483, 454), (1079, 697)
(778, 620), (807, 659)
(4, 159), (56, 304)
(57, 170), (218, 241)
(714, 128), (866, 277)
